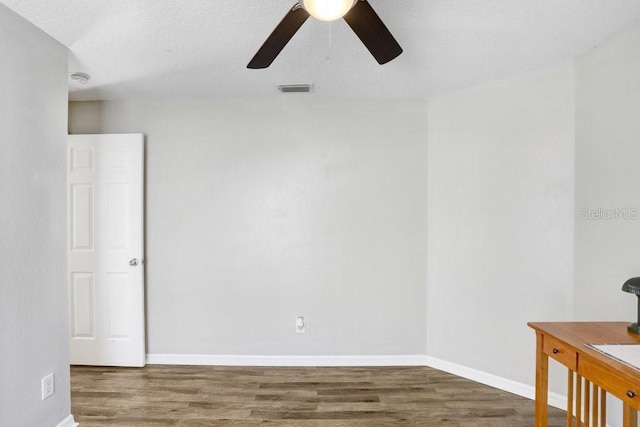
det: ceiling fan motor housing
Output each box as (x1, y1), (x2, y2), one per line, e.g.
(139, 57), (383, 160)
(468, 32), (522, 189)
(300, 0), (357, 22)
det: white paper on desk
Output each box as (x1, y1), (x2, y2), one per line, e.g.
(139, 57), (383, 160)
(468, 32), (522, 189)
(585, 343), (640, 370)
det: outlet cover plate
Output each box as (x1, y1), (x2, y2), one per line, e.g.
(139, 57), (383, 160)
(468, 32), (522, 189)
(41, 373), (54, 400)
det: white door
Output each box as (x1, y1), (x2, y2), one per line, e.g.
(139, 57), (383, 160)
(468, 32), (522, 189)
(67, 134), (145, 367)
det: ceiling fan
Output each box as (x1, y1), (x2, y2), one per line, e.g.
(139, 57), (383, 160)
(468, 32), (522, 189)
(247, 0), (403, 69)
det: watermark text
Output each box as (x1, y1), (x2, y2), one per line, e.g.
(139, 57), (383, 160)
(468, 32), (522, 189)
(580, 207), (640, 220)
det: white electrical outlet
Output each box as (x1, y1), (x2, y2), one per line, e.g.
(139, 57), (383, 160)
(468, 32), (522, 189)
(41, 373), (54, 400)
(296, 316), (305, 333)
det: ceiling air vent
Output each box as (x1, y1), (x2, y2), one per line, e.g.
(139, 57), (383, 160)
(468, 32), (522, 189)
(70, 72), (90, 85)
(278, 83), (314, 94)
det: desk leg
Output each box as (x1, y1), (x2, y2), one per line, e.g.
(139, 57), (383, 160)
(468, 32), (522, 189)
(600, 389), (606, 427)
(567, 370), (574, 425)
(623, 403), (638, 427)
(535, 331), (548, 427)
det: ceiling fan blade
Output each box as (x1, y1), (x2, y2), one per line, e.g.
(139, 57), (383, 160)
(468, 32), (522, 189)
(343, 0), (403, 65)
(247, 4), (310, 69)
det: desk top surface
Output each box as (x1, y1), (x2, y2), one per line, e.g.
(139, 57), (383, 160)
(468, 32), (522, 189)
(529, 321), (640, 379)
(529, 321), (639, 344)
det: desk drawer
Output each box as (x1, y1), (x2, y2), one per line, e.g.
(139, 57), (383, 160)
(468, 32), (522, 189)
(543, 334), (577, 370)
(580, 357), (640, 410)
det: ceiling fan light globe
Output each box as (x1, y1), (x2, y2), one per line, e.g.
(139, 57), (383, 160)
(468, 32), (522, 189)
(302, 0), (356, 21)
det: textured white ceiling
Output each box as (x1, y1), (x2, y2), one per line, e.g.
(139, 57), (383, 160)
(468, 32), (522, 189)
(2, 0), (640, 100)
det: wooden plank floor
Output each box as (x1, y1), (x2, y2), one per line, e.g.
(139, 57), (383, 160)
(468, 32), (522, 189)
(71, 365), (567, 426)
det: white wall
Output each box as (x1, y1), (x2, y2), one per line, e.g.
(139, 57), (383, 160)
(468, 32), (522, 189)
(68, 98), (428, 357)
(424, 16), (640, 416)
(574, 18), (640, 427)
(0, 4), (71, 427)
(426, 62), (575, 389)
(574, 19), (640, 321)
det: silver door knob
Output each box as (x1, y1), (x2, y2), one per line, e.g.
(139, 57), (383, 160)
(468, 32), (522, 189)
(129, 258), (139, 266)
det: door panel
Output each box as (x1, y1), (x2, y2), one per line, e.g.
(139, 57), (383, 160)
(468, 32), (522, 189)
(70, 272), (95, 338)
(107, 272), (131, 340)
(70, 184), (94, 250)
(68, 133), (145, 367)
(108, 183), (129, 249)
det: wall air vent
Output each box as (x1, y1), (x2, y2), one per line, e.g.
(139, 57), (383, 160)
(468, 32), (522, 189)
(277, 83), (314, 94)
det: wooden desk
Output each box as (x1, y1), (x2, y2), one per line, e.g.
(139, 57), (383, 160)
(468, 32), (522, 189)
(528, 322), (640, 427)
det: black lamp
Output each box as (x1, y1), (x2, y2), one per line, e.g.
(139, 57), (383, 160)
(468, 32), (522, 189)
(622, 277), (640, 334)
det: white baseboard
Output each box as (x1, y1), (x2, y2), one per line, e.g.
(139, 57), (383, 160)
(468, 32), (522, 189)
(55, 414), (78, 427)
(424, 356), (566, 411)
(146, 353), (428, 367)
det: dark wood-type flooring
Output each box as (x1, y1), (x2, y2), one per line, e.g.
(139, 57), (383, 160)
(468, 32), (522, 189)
(71, 365), (566, 426)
